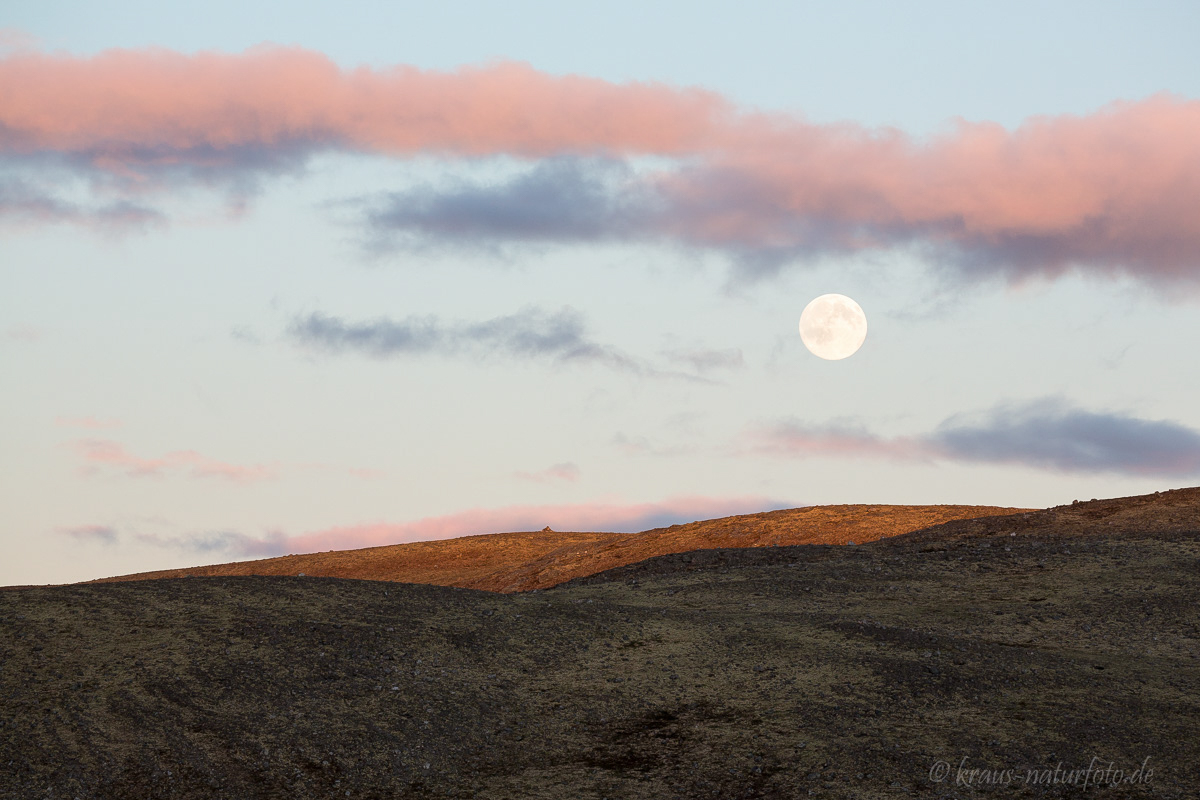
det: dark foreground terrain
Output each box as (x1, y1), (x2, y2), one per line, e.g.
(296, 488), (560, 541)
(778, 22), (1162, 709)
(3, 490), (1200, 798)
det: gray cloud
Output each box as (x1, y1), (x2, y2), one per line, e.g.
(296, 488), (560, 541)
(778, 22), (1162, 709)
(0, 143), (308, 231)
(57, 524), (275, 556)
(661, 347), (744, 372)
(754, 399), (1200, 477)
(289, 306), (646, 373)
(134, 530), (253, 554)
(364, 158), (651, 251)
(57, 525), (118, 545)
(611, 432), (696, 458)
(0, 175), (163, 229)
(354, 158), (931, 280)
(358, 158), (821, 279)
(4, 324), (43, 343)
(514, 462), (581, 483)
(60, 143), (316, 213)
(931, 399), (1200, 476)
(230, 325), (263, 345)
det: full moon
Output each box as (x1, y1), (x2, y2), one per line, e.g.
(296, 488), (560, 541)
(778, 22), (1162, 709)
(798, 294), (868, 360)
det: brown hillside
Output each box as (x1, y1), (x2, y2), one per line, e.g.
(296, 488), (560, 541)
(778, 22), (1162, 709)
(91, 503), (1026, 592)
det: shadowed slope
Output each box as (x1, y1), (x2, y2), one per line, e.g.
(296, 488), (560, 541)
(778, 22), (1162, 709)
(560, 486), (1200, 588)
(886, 485), (1200, 545)
(90, 504), (1026, 592)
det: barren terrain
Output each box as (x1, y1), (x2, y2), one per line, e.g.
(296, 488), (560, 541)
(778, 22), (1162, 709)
(2, 490), (1199, 798)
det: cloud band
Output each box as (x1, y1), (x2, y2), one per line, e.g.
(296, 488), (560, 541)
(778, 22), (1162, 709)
(4, 44), (1199, 283)
(752, 399), (1200, 477)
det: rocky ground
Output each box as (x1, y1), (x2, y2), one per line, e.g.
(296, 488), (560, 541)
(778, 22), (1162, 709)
(2, 490), (1198, 798)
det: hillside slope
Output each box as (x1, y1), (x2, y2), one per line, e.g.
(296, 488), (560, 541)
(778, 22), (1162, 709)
(90, 503), (1027, 591)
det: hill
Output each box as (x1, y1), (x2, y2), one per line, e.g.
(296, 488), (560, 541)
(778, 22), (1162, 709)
(2, 488), (1198, 798)
(90, 503), (1027, 592)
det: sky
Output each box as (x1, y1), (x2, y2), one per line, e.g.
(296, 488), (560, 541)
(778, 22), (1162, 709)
(3, 1), (1200, 585)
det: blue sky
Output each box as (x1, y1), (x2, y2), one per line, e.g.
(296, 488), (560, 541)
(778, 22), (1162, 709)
(3, 1), (1200, 585)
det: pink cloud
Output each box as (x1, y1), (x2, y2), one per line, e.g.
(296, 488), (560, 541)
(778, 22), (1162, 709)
(745, 422), (933, 461)
(0, 29), (37, 53)
(233, 495), (790, 557)
(71, 438), (276, 482)
(347, 467), (387, 480)
(0, 46), (725, 170)
(55, 415), (122, 430)
(657, 95), (1200, 282)
(3, 324), (42, 342)
(514, 462), (581, 483)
